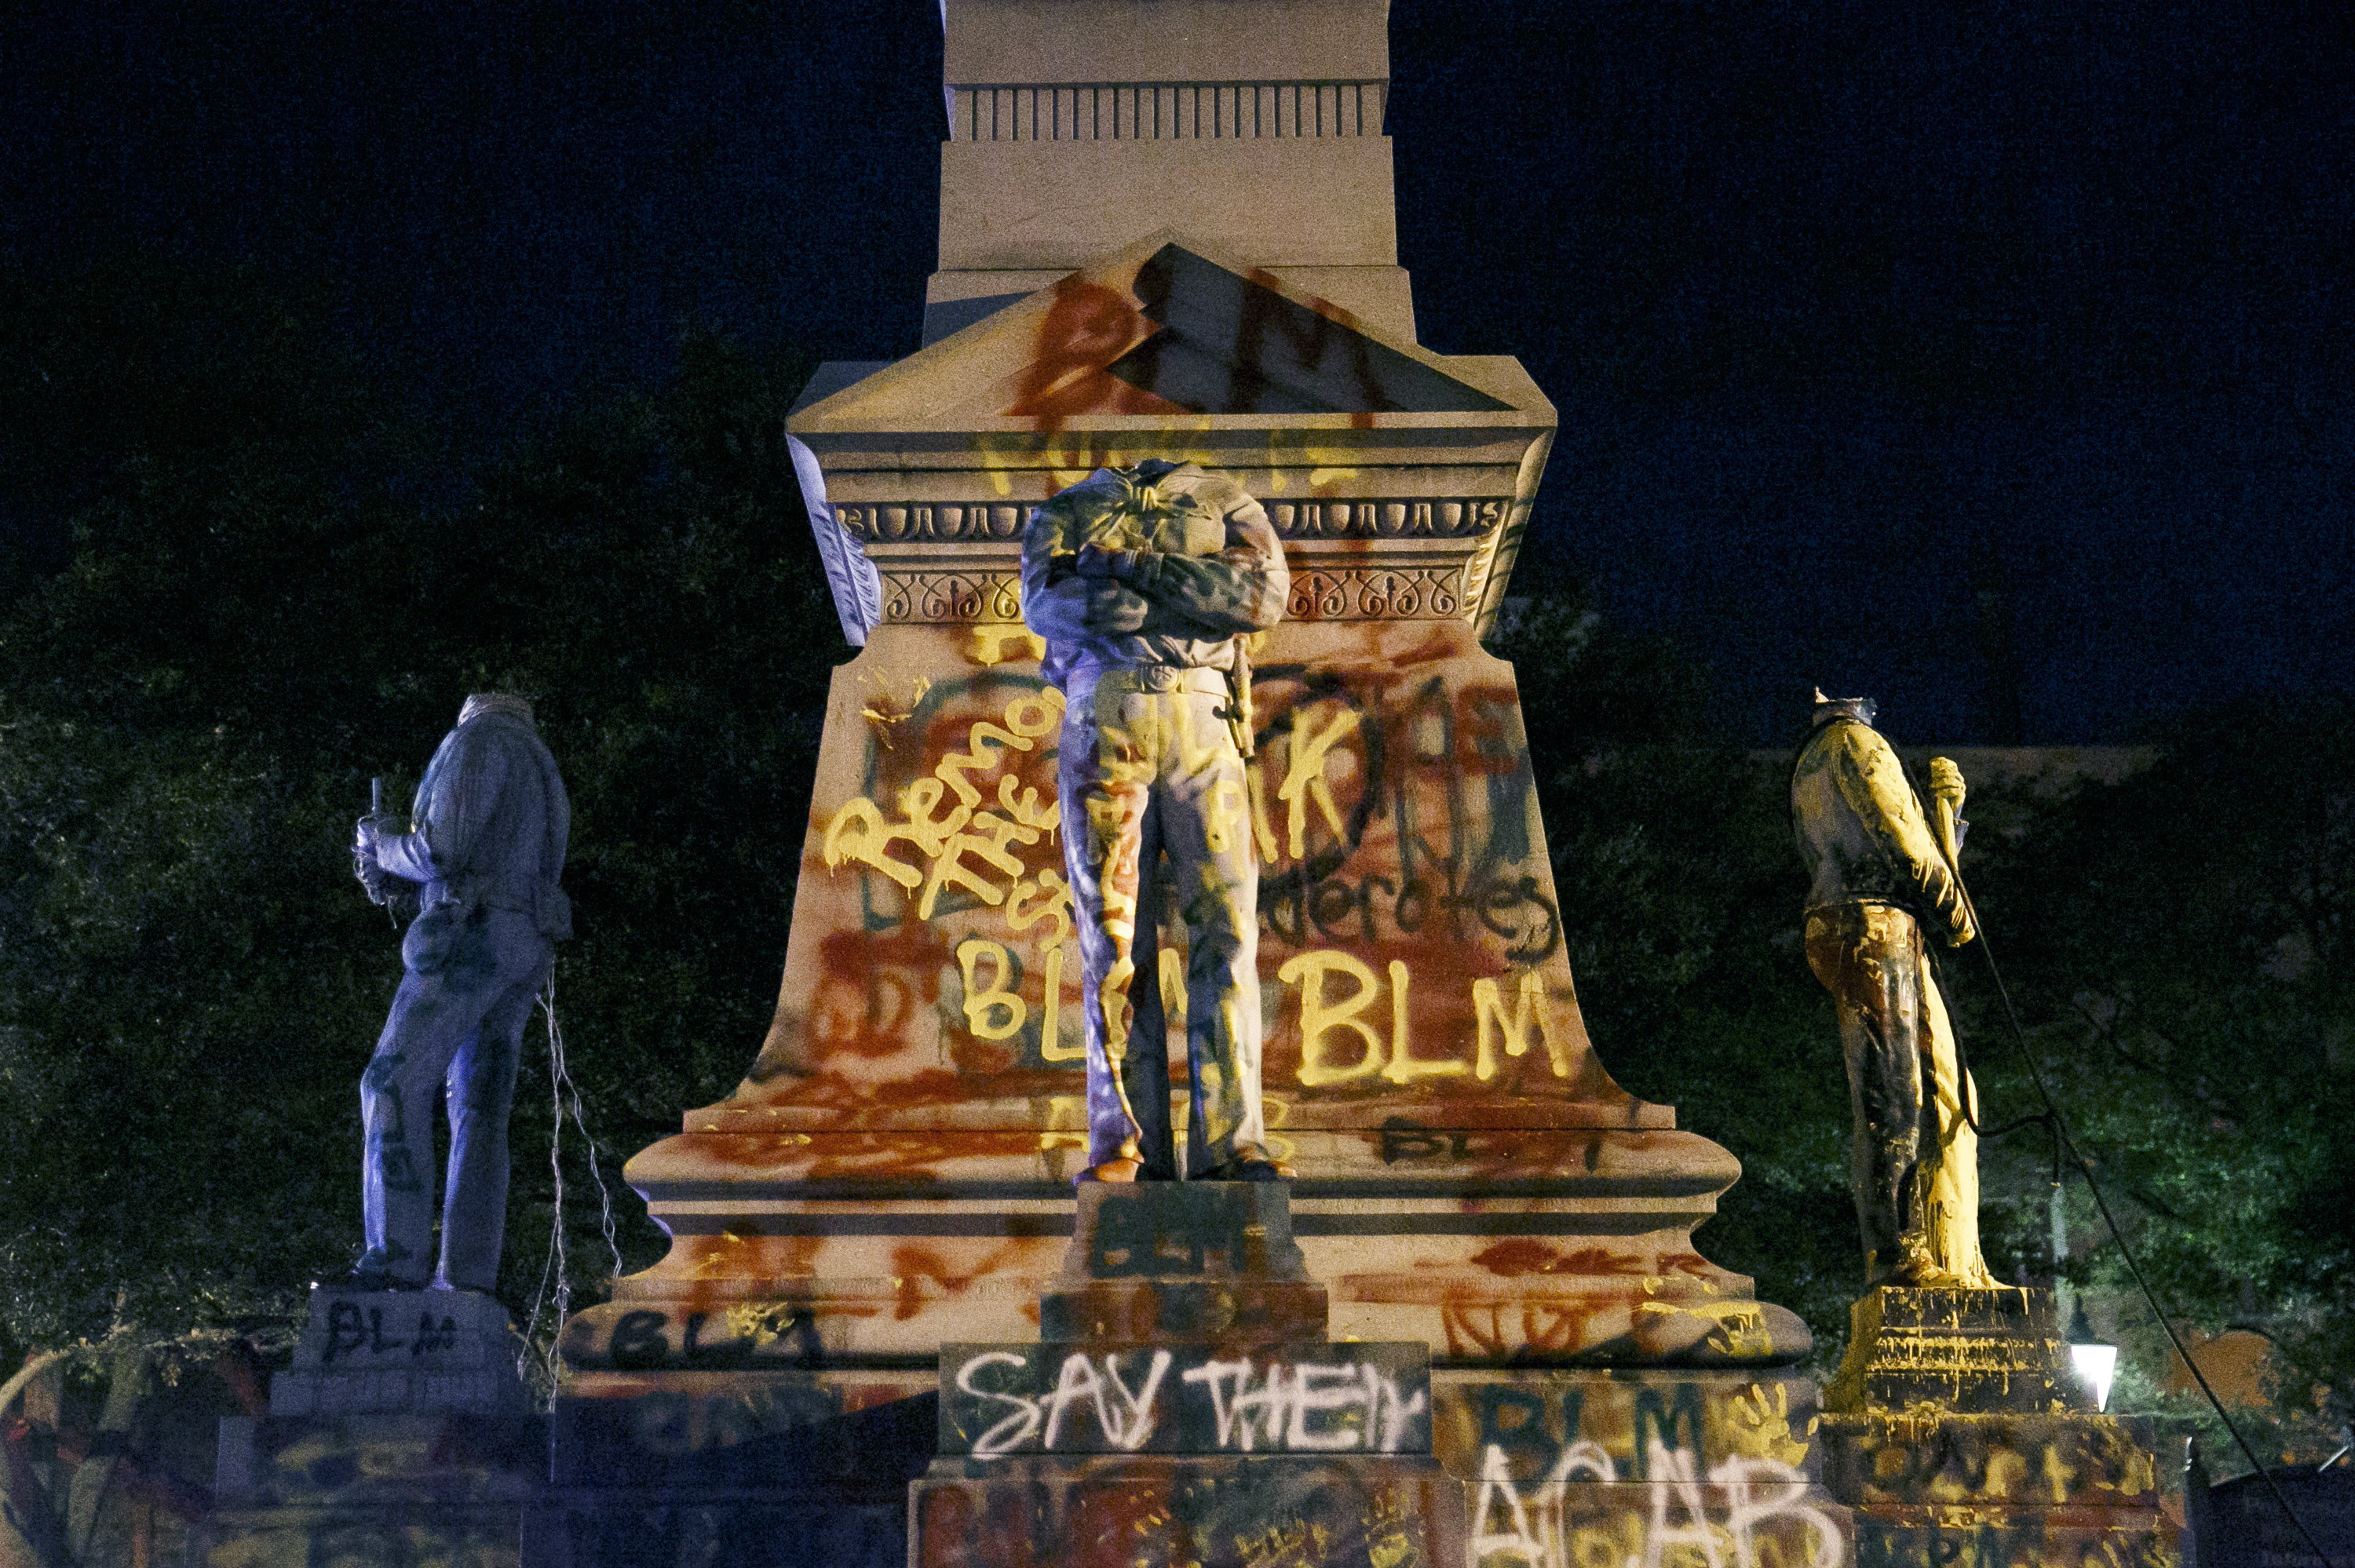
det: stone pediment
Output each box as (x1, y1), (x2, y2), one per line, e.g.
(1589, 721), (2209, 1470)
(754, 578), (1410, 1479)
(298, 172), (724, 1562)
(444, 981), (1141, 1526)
(788, 232), (1556, 646)
(792, 231), (1536, 434)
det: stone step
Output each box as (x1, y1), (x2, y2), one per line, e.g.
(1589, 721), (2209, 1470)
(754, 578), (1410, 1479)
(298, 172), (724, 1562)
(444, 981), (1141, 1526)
(622, 1125), (1740, 1202)
(1849, 1507), (2176, 1566)
(214, 1412), (546, 1508)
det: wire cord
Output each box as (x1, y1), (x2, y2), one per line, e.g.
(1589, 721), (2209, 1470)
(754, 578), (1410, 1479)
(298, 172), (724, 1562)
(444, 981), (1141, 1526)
(518, 967), (623, 1394)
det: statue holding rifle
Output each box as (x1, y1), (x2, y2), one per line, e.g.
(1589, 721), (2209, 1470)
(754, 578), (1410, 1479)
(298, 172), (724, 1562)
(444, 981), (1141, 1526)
(1793, 690), (1997, 1289)
(349, 693), (571, 1293)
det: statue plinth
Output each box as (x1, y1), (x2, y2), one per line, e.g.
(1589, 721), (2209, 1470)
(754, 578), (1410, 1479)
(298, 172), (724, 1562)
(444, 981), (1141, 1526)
(1824, 1285), (2075, 1415)
(1820, 1286), (2180, 1565)
(915, 1183), (1463, 1567)
(1039, 1183), (1327, 1347)
(199, 1285), (543, 1567)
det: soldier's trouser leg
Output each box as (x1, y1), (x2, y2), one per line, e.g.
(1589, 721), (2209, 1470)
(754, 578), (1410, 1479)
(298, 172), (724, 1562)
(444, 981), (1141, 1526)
(1917, 956), (1992, 1285)
(1808, 903), (1927, 1273)
(1062, 683), (1171, 1175)
(1061, 679), (1265, 1176)
(439, 944), (548, 1290)
(361, 906), (551, 1285)
(1152, 689), (1265, 1173)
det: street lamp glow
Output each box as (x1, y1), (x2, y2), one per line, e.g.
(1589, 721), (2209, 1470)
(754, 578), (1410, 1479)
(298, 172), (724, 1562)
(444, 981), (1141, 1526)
(2070, 1341), (2119, 1412)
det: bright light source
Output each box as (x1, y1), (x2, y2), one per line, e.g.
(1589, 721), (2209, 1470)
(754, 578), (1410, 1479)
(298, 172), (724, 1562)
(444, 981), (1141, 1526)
(2071, 1341), (2119, 1412)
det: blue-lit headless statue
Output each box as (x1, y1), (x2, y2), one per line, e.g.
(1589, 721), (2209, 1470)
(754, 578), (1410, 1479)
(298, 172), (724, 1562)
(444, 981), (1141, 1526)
(349, 693), (571, 1293)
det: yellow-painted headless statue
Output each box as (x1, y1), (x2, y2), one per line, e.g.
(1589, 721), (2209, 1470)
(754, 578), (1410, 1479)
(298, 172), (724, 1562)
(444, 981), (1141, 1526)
(1792, 691), (2000, 1289)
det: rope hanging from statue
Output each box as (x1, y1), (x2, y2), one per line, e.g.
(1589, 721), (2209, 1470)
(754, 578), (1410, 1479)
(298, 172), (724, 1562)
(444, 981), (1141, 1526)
(1901, 760), (2339, 1568)
(519, 965), (623, 1392)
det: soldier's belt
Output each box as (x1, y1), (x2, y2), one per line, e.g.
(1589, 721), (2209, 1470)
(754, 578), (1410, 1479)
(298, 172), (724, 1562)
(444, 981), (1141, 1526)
(1085, 665), (1229, 697)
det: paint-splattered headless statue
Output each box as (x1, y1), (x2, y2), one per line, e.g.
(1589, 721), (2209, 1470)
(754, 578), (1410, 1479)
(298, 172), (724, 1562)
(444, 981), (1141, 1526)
(1021, 461), (1291, 1183)
(1792, 691), (1998, 1288)
(350, 693), (571, 1290)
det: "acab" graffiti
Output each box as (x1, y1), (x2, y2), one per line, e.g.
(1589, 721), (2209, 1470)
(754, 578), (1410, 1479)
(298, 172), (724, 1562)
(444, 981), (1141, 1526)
(1472, 1440), (1845, 1568)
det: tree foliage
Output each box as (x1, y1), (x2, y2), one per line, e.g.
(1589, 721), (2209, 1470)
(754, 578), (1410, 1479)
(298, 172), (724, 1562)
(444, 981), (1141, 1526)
(0, 257), (838, 1370)
(1970, 697), (2355, 1457)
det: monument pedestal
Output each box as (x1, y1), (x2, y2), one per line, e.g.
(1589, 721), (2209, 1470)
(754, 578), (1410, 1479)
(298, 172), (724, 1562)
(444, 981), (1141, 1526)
(195, 1285), (545, 1568)
(1819, 1287), (2178, 1566)
(912, 1182), (1465, 1567)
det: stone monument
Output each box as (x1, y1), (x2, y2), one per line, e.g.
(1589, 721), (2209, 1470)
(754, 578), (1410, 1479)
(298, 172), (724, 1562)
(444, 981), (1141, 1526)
(549, 3), (1835, 1563)
(1818, 1288), (2178, 1564)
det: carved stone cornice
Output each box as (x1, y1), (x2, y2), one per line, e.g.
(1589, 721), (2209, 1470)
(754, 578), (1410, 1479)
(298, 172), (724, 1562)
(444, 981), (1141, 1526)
(844, 480), (1495, 628)
(835, 496), (1507, 545)
(1283, 565), (1462, 621)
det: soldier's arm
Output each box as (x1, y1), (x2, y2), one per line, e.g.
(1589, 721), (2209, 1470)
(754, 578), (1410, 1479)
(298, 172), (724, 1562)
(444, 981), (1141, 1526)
(1123, 497), (1288, 635)
(1834, 727), (1976, 944)
(371, 826), (436, 884)
(1020, 502), (1149, 638)
(375, 728), (516, 887)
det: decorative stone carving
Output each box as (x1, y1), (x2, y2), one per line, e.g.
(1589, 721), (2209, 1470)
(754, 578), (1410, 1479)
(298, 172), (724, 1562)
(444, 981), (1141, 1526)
(840, 498), (1506, 544)
(881, 571), (1027, 624)
(1284, 567), (1461, 621)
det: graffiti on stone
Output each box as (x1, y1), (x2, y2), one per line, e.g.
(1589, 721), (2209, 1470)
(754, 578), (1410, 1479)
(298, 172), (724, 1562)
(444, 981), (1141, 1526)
(940, 1343), (1431, 1458)
(795, 640), (1586, 1095)
(1470, 1441), (1845, 1568)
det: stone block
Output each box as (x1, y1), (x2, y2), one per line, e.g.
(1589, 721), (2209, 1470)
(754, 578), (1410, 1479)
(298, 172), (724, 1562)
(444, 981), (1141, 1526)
(1818, 1407), (2178, 1566)
(524, 1493), (909, 1568)
(270, 1284), (530, 1417)
(1846, 1508), (2176, 1567)
(202, 1411), (546, 1568)
(1040, 1278), (1333, 1346)
(549, 1373), (937, 1490)
(213, 1412), (546, 1509)
(1062, 1181), (1312, 1282)
(1433, 1368), (1825, 1485)
(1827, 1286), (2079, 1415)
(911, 1453), (1465, 1568)
(938, 1340), (1429, 1456)
(197, 1505), (529, 1568)
(1818, 1410), (2166, 1511)
(1039, 1181), (1334, 1346)
(532, 1373), (939, 1568)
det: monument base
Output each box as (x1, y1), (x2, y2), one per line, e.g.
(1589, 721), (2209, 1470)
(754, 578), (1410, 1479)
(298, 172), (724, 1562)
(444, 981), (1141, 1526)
(196, 1285), (543, 1568)
(1826, 1285), (2076, 1414)
(911, 1183), (1467, 1566)
(1820, 1288), (2179, 1567)
(531, 1369), (935, 1568)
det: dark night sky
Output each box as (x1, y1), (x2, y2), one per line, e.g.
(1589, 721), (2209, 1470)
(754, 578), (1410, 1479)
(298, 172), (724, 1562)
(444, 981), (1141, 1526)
(5, 0), (2349, 742)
